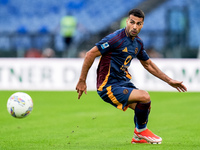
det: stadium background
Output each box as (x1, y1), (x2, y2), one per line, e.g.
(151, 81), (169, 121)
(0, 0), (199, 91)
(0, 0), (200, 58)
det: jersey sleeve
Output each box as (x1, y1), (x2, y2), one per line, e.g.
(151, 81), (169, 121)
(95, 35), (114, 55)
(136, 39), (149, 61)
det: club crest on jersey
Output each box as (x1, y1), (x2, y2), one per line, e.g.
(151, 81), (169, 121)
(135, 47), (138, 54)
(101, 42), (109, 49)
(123, 89), (129, 94)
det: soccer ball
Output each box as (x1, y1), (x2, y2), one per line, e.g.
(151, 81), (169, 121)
(7, 92), (33, 118)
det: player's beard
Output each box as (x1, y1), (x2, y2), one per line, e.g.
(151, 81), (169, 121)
(129, 30), (138, 38)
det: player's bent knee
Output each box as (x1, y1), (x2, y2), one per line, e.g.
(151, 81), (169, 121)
(128, 90), (150, 103)
(140, 91), (150, 103)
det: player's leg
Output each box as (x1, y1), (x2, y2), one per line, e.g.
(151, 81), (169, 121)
(97, 85), (161, 143)
(128, 89), (151, 130)
(128, 89), (162, 144)
(129, 103), (149, 144)
(128, 103), (137, 110)
(98, 86), (151, 131)
(128, 89), (150, 104)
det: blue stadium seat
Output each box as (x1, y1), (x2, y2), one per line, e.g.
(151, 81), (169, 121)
(0, 0), (9, 5)
(0, 0), (199, 52)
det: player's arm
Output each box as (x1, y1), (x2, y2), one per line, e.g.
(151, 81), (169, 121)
(140, 59), (187, 92)
(76, 46), (101, 99)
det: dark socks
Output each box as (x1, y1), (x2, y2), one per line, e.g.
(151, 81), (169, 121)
(134, 101), (151, 129)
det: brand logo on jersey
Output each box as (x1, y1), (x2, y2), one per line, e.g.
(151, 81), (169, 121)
(135, 47), (138, 54)
(122, 47), (128, 52)
(101, 42), (109, 49)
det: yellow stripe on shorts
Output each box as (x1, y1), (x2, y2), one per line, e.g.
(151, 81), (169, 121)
(106, 86), (123, 110)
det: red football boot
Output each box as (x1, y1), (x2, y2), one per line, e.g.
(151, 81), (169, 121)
(134, 128), (162, 144)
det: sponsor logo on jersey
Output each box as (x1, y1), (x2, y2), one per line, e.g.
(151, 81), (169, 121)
(101, 42), (109, 49)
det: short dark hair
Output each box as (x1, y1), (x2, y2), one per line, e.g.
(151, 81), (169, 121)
(128, 9), (145, 21)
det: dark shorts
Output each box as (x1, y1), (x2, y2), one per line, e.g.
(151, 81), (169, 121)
(97, 82), (137, 111)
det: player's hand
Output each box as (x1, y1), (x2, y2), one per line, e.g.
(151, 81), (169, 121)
(76, 80), (87, 99)
(168, 79), (187, 92)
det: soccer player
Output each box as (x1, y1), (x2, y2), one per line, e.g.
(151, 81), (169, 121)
(76, 8), (187, 144)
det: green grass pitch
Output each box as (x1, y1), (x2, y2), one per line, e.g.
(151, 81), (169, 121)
(0, 91), (200, 150)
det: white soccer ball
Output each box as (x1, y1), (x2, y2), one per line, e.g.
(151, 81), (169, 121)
(7, 92), (33, 118)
